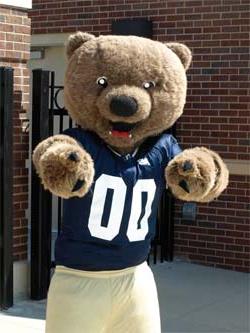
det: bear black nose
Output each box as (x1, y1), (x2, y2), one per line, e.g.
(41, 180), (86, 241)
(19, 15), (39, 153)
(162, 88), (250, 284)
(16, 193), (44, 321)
(110, 95), (138, 117)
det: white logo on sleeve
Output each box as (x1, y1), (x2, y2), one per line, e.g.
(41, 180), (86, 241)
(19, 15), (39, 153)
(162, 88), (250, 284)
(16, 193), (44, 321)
(138, 158), (150, 166)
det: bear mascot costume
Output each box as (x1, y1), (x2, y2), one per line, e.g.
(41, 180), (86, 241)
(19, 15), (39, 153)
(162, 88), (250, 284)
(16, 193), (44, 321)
(33, 32), (229, 333)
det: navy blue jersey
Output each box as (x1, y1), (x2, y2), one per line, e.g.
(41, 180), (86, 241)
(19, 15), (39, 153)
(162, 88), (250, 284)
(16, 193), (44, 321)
(55, 128), (181, 270)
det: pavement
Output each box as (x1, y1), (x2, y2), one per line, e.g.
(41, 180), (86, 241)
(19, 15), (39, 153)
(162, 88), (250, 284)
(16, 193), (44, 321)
(0, 260), (249, 333)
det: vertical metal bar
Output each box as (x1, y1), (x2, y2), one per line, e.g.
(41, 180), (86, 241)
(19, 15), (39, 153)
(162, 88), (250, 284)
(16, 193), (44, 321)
(0, 67), (14, 309)
(160, 189), (175, 262)
(57, 199), (62, 236)
(153, 214), (160, 264)
(50, 71), (55, 113)
(165, 125), (177, 262)
(48, 73), (53, 138)
(159, 200), (165, 263)
(159, 192), (167, 261)
(69, 117), (73, 128)
(166, 193), (175, 261)
(160, 194), (168, 262)
(59, 110), (63, 133)
(158, 125), (177, 262)
(30, 69), (52, 300)
(153, 242), (157, 264)
(57, 111), (64, 236)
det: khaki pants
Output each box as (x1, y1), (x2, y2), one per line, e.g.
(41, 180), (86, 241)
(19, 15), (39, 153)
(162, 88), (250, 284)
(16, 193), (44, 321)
(46, 262), (161, 333)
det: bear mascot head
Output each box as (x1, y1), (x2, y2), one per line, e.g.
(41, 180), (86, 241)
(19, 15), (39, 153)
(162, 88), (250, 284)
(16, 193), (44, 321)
(64, 32), (191, 152)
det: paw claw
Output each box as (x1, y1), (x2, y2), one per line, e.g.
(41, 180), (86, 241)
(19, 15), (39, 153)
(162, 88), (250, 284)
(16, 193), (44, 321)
(179, 180), (190, 193)
(72, 179), (85, 192)
(68, 152), (80, 162)
(183, 161), (193, 172)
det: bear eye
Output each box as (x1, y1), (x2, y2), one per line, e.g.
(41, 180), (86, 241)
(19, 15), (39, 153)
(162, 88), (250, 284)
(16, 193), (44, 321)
(96, 76), (108, 88)
(143, 81), (156, 90)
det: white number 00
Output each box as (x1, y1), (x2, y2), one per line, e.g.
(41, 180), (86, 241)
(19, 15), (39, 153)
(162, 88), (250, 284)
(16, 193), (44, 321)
(88, 174), (156, 242)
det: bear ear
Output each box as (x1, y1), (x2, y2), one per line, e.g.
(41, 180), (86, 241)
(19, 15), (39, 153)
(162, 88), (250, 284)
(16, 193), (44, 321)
(165, 43), (192, 71)
(66, 32), (95, 59)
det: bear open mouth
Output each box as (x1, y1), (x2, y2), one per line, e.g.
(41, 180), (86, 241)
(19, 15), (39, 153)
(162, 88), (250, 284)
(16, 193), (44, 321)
(109, 122), (138, 138)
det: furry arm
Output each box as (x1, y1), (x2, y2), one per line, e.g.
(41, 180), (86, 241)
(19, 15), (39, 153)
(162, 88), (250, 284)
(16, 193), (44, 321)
(33, 135), (94, 199)
(165, 147), (229, 203)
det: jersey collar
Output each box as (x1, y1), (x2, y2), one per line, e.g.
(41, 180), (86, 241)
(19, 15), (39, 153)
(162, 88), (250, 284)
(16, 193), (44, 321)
(107, 145), (139, 159)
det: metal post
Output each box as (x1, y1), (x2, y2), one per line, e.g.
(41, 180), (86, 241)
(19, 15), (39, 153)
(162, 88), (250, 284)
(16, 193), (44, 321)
(30, 69), (52, 300)
(167, 125), (177, 261)
(0, 67), (14, 309)
(158, 190), (174, 262)
(157, 125), (177, 262)
(166, 192), (175, 261)
(163, 124), (177, 262)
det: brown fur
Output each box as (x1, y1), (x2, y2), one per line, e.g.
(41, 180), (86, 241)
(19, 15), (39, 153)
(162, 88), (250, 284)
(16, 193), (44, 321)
(165, 147), (229, 202)
(66, 32), (94, 59)
(33, 32), (228, 202)
(166, 43), (192, 70)
(197, 148), (229, 202)
(33, 135), (94, 198)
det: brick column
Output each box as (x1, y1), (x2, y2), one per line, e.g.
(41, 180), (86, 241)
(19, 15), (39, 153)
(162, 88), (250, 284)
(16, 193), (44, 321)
(0, 5), (31, 261)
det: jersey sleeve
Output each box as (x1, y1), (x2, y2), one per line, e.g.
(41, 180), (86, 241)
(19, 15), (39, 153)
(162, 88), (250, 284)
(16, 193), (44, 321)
(153, 133), (182, 167)
(168, 135), (182, 159)
(62, 127), (100, 160)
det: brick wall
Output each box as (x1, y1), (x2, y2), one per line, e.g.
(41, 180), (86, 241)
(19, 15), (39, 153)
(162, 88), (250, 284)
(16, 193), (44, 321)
(29, 0), (250, 272)
(175, 175), (250, 272)
(0, 6), (31, 261)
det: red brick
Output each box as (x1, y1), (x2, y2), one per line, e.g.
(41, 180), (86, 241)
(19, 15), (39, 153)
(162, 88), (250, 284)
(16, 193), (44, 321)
(216, 251), (235, 258)
(189, 254), (206, 261)
(235, 266), (250, 273)
(225, 258), (243, 266)
(179, 233), (197, 240)
(207, 242), (225, 250)
(207, 256), (224, 264)
(189, 241), (206, 247)
(200, 248), (216, 256)
(235, 252), (250, 260)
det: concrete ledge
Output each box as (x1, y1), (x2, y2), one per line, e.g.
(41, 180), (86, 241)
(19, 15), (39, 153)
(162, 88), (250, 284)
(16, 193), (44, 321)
(14, 260), (29, 300)
(31, 33), (71, 48)
(0, 0), (32, 9)
(225, 159), (250, 176)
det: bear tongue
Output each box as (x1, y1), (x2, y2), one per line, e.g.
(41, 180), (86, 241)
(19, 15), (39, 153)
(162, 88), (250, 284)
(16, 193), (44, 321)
(109, 122), (135, 138)
(111, 130), (131, 138)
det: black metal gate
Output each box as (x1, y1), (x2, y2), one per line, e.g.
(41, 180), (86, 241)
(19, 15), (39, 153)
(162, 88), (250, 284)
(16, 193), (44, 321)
(0, 67), (14, 309)
(30, 69), (175, 300)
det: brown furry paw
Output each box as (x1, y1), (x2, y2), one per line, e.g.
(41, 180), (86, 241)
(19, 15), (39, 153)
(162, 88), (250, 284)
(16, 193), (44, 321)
(33, 137), (94, 198)
(165, 147), (229, 202)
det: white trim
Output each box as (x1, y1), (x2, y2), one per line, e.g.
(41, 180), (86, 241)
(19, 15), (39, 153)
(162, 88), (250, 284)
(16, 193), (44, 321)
(0, 0), (32, 9)
(107, 145), (122, 157)
(31, 33), (71, 48)
(132, 148), (139, 157)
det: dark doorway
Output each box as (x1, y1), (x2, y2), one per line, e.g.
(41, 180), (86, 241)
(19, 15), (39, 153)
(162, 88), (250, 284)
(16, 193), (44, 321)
(112, 19), (153, 38)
